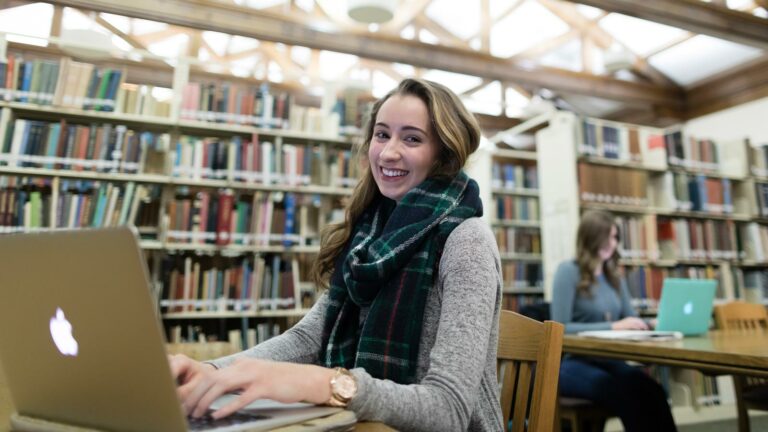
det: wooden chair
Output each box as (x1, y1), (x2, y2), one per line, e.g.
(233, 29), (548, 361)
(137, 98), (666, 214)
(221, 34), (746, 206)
(556, 397), (613, 432)
(714, 301), (768, 432)
(498, 310), (564, 432)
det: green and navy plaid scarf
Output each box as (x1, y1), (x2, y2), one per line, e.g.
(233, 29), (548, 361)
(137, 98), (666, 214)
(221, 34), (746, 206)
(320, 171), (483, 384)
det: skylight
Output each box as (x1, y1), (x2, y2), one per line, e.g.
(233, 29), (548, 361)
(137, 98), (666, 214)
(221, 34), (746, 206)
(490, 0), (569, 58)
(599, 13), (689, 56)
(0, 3), (52, 46)
(648, 35), (764, 86)
(426, 0), (480, 41)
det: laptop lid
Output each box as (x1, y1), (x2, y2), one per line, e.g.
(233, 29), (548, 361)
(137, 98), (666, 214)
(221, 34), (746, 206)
(0, 227), (343, 432)
(655, 278), (717, 336)
(0, 227), (189, 432)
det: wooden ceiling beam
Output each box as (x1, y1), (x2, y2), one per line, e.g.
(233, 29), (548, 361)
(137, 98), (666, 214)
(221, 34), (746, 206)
(37, 0), (684, 109)
(685, 57), (768, 119)
(562, 0), (768, 50)
(0, 0), (27, 10)
(50, 5), (63, 37)
(94, 14), (147, 50)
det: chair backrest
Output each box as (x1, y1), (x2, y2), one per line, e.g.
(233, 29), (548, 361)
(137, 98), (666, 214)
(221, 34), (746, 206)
(714, 301), (768, 331)
(497, 310), (564, 432)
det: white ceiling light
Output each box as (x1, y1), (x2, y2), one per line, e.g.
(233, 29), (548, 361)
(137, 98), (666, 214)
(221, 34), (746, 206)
(348, 0), (397, 24)
(603, 47), (634, 73)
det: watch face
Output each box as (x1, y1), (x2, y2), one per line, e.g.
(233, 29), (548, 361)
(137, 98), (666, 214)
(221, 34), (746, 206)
(335, 373), (357, 399)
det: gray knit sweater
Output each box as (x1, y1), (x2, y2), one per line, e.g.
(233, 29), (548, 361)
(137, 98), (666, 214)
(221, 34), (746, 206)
(210, 217), (504, 431)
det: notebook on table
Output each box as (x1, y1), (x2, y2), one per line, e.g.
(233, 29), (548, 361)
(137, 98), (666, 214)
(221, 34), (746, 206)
(579, 278), (717, 341)
(0, 227), (343, 432)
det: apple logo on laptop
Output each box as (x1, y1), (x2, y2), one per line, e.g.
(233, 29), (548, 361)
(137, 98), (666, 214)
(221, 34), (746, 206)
(683, 301), (694, 316)
(50, 308), (78, 356)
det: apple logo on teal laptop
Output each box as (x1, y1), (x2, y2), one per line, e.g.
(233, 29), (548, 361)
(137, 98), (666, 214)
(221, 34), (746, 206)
(683, 301), (694, 316)
(50, 308), (78, 356)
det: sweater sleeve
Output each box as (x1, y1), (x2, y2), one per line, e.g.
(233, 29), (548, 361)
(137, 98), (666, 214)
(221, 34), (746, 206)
(550, 261), (612, 334)
(347, 218), (503, 431)
(208, 293), (330, 368)
(619, 278), (637, 319)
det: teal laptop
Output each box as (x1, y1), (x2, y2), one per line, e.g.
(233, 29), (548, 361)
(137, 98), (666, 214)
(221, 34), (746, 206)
(655, 278), (717, 336)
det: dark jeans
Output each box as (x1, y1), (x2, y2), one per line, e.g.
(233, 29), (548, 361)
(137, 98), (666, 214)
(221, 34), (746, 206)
(559, 356), (678, 432)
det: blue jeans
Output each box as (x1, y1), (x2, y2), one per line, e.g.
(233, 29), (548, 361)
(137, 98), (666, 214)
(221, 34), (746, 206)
(559, 356), (677, 432)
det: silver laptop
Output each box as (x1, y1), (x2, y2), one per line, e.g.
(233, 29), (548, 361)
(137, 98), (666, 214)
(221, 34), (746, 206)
(0, 227), (341, 432)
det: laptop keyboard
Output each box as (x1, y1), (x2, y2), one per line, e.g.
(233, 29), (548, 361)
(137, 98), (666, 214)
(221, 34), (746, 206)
(187, 410), (271, 431)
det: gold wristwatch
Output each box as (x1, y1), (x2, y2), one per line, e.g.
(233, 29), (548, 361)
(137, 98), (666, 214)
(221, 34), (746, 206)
(327, 367), (358, 407)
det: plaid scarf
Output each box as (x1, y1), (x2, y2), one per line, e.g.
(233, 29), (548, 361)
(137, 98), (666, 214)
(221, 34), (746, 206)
(320, 171), (483, 384)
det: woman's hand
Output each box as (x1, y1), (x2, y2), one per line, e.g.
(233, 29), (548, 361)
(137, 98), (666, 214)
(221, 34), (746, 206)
(182, 358), (336, 420)
(611, 317), (649, 330)
(168, 354), (218, 414)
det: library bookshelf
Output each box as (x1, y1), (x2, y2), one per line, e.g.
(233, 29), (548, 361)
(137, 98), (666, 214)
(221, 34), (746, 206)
(519, 110), (768, 410)
(489, 144), (544, 312)
(0, 47), (369, 349)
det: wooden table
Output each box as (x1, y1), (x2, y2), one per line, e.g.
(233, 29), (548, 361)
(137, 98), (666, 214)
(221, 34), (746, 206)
(563, 330), (768, 377)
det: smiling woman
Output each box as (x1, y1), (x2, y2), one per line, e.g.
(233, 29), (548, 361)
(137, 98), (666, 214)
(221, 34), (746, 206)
(169, 79), (504, 431)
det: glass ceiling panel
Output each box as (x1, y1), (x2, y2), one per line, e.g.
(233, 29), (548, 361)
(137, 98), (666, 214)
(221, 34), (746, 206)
(230, 36), (260, 53)
(599, 13), (688, 56)
(464, 80), (503, 116)
(490, 0), (569, 58)
(576, 4), (603, 19)
(147, 33), (189, 59)
(319, 50), (358, 81)
(489, 0), (520, 20)
(421, 70), (484, 94)
(0, 3), (52, 46)
(427, 0), (480, 41)
(538, 38), (581, 72)
(202, 31), (230, 57)
(648, 35), (764, 86)
(290, 46), (311, 67)
(505, 86), (530, 118)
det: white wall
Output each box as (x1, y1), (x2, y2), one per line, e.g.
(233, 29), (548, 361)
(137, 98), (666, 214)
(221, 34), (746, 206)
(684, 96), (768, 145)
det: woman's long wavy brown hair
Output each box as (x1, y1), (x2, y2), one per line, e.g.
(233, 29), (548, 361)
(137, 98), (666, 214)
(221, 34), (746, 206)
(310, 78), (481, 288)
(576, 210), (621, 296)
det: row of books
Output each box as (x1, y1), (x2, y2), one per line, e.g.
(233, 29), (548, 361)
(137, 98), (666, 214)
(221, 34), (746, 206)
(650, 172), (734, 214)
(115, 83), (171, 118)
(754, 182), (768, 217)
(740, 222), (768, 262)
(750, 144), (768, 177)
(493, 227), (541, 255)
(624, 265), (721, 307)
(0, 56), (123, 111)
(502, 295), (543, 313)
(159, 254), (299, 313)
(0, 177), (159, 232)
(658, 218), (738, 260)
(491, 161), (538, 190)
(166, 190), (323, 247)
(171, 135), (358, 187)
(578, 163), (649, 206)
(501, 262), (543, 290)
(181, 82), (290, 128)
(167, 324), (282, 349)
(615, 214), (657, 260)
(180, 82), (371, 134)
(0, 117), (168, 173)
(494, 196), (540, 221)
(664, 131), (720, 170)
(578, 118), (658, 162)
